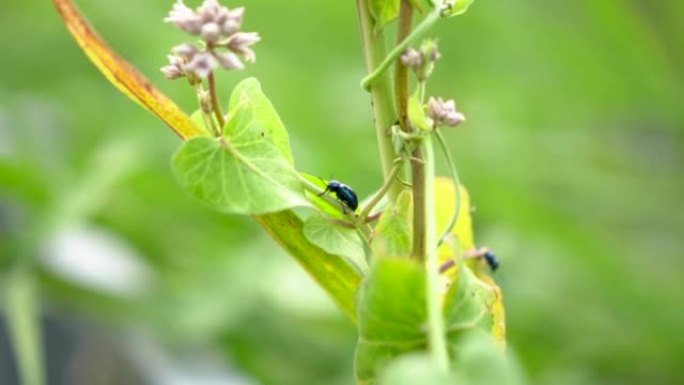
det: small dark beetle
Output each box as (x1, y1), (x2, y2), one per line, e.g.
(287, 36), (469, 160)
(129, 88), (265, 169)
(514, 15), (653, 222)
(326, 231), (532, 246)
(483, 250), (500, 271)
(320, 180), (358, 212)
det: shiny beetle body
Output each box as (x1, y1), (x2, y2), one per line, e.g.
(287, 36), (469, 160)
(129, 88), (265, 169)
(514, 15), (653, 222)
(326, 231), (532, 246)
(321, 180), (358, 212)
(483, 250), (500, 271)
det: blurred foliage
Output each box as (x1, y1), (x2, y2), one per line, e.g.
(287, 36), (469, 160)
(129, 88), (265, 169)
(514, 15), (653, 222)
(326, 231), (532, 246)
(1, 0), (683, 384)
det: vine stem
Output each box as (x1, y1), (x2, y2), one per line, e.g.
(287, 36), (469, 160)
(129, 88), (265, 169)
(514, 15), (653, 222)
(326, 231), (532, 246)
(434, 128), (462, 247)
(395, 0), (414, 133)
(357, 0), (402, 202)
(359, 159), (404, 220)
(421, 135), (450, 371)
(361, 6), (442, 90)
(207, 72), (226, 128)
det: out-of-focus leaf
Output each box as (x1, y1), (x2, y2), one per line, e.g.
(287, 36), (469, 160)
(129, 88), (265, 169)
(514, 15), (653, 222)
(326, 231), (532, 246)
(355, 258), (427, 385)
(255, 211), (361, 321)
(380, 354), (452, 385)
(52, 0), (202, 139)
(303, 213), (368, 274)
(443, 0), (476, 17)
(452, 333), (525, 385)
(435, 178), (506, 344)
(444, 261), (505, 347)
(372, 190), (413, 258)
(369, 0), (400, 31)
(173, 79), (308, 214)
(434, 177), (474, 252)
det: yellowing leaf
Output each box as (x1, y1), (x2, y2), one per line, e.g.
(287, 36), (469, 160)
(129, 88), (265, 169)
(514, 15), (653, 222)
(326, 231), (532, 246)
(434, 178), (506, 346)
(433, 176), (474, 253)
(53, 0), (201, 139)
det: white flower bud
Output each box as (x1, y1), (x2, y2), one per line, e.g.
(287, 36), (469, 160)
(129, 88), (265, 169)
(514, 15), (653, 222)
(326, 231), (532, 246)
(427, 97), (466, 127)
(401, 48), (422, 69)
(226, 32), (260, 62)
(201, 22), (221, 43)
(214, 51), (244, 70)
(185, 52), (217, 79)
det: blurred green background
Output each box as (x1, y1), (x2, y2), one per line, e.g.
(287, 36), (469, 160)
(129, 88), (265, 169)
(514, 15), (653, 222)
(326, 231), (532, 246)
(1, 0), (683, 384)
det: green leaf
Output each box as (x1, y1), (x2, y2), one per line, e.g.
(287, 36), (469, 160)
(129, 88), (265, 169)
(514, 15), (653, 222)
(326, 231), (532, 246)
(256, 211), (362, 321)
(443, 0), (476, 17)
(227, 78), (294, 164)
(303, 213), (368, 274)
(369, 0), (400, 31)
(172, 79), (308, 214)
(452, 333), (526, 385)
(408, 89), (430, 131)
(355, 258), (504, 384)
(444, 262), (497, 345)
(380, 354), (452, 385)
(372, 190), (413, 258)
(355, 259), (427, 384)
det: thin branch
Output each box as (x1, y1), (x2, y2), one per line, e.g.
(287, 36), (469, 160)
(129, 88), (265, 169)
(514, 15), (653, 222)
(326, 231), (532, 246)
(207, 72), (226, 128)
(395, 0), (414, 133)
(361, 7), (442, 90)
(434, 128), (461, 247)
(359, 159), (404, 220)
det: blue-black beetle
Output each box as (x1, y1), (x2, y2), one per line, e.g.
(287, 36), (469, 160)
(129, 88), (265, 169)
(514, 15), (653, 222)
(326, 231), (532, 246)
(320, 180), (358, 212)
(483, 250), (500, 271)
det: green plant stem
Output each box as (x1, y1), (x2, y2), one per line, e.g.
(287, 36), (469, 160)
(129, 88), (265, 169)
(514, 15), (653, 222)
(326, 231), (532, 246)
(361, 6), (442, 90)
(207, 72), (225, 128)
(411, 146), (426, 261)
(359, 159), (403, 220)
(421, 135), (450, 371)
(357, 0), (401, 202)
(6, 269), (44, 385)
(395, 0), (414, 133)
(195, 84), (220, 136)
(434, 128), (461, 247)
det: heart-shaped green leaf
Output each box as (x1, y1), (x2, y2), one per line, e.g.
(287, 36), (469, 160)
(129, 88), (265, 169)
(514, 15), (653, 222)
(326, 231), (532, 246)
(173, 78), (308, 214)
(303, 213), (368, 274)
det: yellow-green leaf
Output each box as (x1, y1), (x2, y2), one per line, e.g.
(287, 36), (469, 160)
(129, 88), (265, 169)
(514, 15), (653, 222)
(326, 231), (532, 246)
(52, 0), (202, 139)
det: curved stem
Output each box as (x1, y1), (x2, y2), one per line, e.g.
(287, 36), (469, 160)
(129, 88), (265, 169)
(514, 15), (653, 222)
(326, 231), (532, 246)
(434, 129), (461, 247)
(395, 0), (414, 133)
(421, 136), (450, 371)
(207, 72), (225, 128)
(359, 159), (404, 220)
(361, 7), (442, 90)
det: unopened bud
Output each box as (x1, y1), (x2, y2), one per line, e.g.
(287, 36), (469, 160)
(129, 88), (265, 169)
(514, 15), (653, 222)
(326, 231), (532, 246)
(426, 97), (465, 128)
(198, 89), (213, 114)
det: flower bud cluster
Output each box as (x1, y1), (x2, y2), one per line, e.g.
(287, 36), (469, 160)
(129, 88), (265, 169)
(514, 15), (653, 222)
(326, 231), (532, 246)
(160, 0), (260, 81)
(400, 39), (441, 81)
(426, 97), (465, 127)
